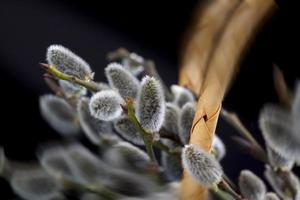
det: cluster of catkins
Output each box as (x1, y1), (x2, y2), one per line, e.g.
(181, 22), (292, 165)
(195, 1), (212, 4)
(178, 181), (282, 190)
(1, 45), (300, 200)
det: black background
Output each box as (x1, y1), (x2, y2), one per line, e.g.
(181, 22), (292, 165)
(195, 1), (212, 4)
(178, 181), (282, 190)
(0, 0), (299, 198)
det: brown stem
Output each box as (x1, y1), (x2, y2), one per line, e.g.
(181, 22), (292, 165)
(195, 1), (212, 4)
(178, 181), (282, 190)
(44, 77), (64, 97)
(231, 136), (268, 163)
(218, 180), (244, 200)
(221, 109), (268, 163)
(273, 64), (291, 109)
(40, 63), (101, 93)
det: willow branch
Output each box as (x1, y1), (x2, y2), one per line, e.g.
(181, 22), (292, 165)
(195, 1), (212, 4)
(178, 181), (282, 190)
(40, 63), (101, 93)
(273, 65), (291, 108)
(221, 109), (267, 163)
(126, 99), (157, 163)
(218, 180), (243, 200)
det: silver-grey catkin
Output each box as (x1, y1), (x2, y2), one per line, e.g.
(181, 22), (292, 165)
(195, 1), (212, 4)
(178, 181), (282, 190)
(212, 135), (226, 161)
(37, 144), (77, 181)
(162, 103), (180, 135)
(264, 193), (280, 200)
(46, 45), (93, 80)
(123, 63), (144, 77)
(104, 168), (158, 196)
(39, 95), (80, 136)
(264, 165), (300, 200)
(267, 146), (294, 170)
(58, 80), (87, 97)
(178, 102), (196, 144)
(105, 63), (140, 99)
(161, 139), (183, 181)
(10, 168), (59, 200)
(171, 85), (195, 108)
(259, 103), (300, 160)
(103, 142), (150, 172)
(122, 52), (145, 76)
(89, 90), (124, 121)
(65, 144), (109, 184)
(292, 82), (300, 141)
(78, 98), (117, 145)
(96, 82), (111, 91)
(238, 170), (266, 200)
(114, 116), (144, 145)
(136, 76), (165, 132)
(182, 144), (223, 187)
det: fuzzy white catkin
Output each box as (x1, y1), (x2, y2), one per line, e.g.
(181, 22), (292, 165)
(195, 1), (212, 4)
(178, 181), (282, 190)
(96, 82), (111, 91)
(239, 170), (266, 200)
(114, 116), (144, 145)
(178, 102), (196, 144)
(259, 103), (300, 160)
(212, 135), (226, 161)
(264, 165), (300, 200)
(103, 142), (150, 172)
(104, 168), (158, 196)
(105, 63), (140, 99)
(121, 53), (145, 76)
(123, 63), (145, 76)
(10, 168), (59, 200)
(267, 146), (294, 170)
(182, 144), (223, 187)
(46, 45), (93, 80)
(121, 52), (145, 76)
(38, 145), (77, 182)
(39, 95), (80, 136)
(129, 52), (144, 63)
(89, 90), (124, 121)
(264, 193), (280, 200)
(78, 98), (117, 145)
(171, 85), (195, 108)
(58, 80), (87, 96)
(162, 103), (180, 135)
(136, 76), (165, 132)
(292, 82), (300, 133)
(161, 139), (183, 181)
(65, 144), (109, 184)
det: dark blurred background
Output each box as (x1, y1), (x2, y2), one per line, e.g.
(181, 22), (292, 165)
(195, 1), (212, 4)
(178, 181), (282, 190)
(0, 0), (299, 198)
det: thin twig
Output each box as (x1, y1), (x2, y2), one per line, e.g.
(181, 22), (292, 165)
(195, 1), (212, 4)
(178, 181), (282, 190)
(218, 179), (244, 200)
(273, 64), (291, 109)
(231, 136), (268, 163)
(126, 98), (181, 163)
(40, 63), (100, 93)
(210, 188), (234, 200)
(153, 140), (181, 157)
(126, 98), (157, 164)
(221, 109), (268, 163)
(44, 77), (65, 97)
